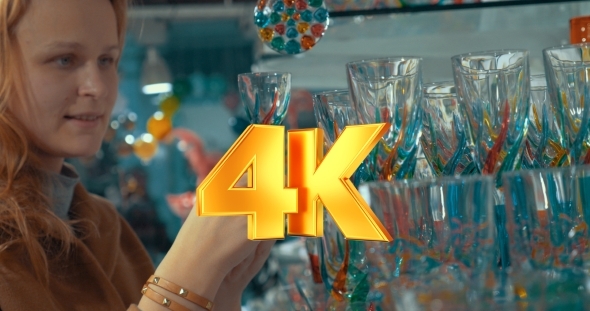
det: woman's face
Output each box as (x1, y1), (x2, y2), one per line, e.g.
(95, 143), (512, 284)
(12, 0), (120, 172)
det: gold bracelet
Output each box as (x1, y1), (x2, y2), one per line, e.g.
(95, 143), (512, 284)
(141, 284), (192, 311)
(146, 275), (213, 310)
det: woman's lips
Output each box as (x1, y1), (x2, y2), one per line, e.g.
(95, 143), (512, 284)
(64, 114), (102, 128)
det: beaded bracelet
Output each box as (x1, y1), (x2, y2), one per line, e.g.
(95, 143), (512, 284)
(146, 275), (214, 310)
(141, 284), (192, 311)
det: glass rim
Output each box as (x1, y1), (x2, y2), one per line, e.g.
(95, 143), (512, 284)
(543, 42), (590, 54)
(423, 81), (456, 98)
(347, 56), (422, 81)
(360, 173), (494, 190)
(237, 71), (291, 78)
(346, 56), (423, 68)
(313, 89), (352, 107)
(501, 164), (590, 179)
(451, 49), (529, 73)
(543, 43), (590, 65)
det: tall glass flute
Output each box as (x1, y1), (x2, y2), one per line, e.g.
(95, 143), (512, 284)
(451, 50), (530, 180)
(236, 72), (290, 303)
(312, 90), (370, 307)
(521, 74), (568, 169)
(503, 165), (590, 309)
(544, 43), (590, 165)
(237, 72), (291, 125)
(452, 50), (530, 276)
(420, 81), (474, 176)
(359, 174), (496, 310)
(347, 57), (423, 181)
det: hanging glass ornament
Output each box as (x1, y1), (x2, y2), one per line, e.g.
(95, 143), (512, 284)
(254, 0), (329, 55)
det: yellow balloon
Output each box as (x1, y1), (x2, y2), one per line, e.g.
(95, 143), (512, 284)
(133, 134), (158, 162)
(159, 95), (180, 116)
(147, 111), (172, 140)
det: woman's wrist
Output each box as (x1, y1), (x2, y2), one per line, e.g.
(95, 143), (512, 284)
(137, 254), (224, 311)
(153, 247), (224, 303)
(137, 284), (210, 311)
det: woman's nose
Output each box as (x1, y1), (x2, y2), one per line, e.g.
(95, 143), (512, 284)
(78, 63), (108, 99)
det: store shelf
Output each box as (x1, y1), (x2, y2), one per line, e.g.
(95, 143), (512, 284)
(253, 0), (590, 89)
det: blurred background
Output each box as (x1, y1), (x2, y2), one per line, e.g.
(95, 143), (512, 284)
(67, 0), (590, 309)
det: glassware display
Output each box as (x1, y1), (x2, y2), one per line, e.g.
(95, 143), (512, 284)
(420, 81), (474, 176)
(543, 43), (590, 165)
(347, 57), (424, 181)
(238, 72), (291, 125)
(252, 43), (590, 311)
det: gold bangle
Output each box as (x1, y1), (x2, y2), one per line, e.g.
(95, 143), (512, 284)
(141, 284), (192, 311)
(146, 275), (213, 310)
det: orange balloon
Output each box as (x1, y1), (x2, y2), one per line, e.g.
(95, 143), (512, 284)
(133, 134), (158, 162)
(147, 112), (173, 140)
(159, 95), (181, 116)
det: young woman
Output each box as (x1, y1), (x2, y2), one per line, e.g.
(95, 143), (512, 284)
(0, 0), (275, 310)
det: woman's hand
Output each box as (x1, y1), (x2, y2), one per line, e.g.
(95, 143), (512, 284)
(152, 209), (263, 305)
(139, 176), (266, 311)
(213, 240), (276, 311)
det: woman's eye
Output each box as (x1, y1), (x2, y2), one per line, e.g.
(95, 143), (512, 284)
(55, 56), (73, 67)
(99, 56), (115, 67)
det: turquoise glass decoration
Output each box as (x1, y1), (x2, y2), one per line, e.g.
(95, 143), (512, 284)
(254, 0), (329, 55)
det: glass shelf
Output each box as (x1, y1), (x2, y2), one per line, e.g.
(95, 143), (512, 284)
(254, 0), (590, 89)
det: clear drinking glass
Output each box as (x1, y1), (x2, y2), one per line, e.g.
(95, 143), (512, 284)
(312, 90), (370, 306)
(521, 74), (567, 169)
(347, 57), (423, 181)
(238, 72), (291, 125)
(543, 43), (590, 165)
(420, 81), (474, 176)
(503, 165), (590, 309)
(451, 50), (530, 180)
(359, 174), (496, 310)
(504, 165), (590, 269)
(313, 90), (358, 150)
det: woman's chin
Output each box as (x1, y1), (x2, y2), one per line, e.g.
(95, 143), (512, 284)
(63, 144), (103, 159)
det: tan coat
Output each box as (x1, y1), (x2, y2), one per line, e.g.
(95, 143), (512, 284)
(0, 183), (155, 310)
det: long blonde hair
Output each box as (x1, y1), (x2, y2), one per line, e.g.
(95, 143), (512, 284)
(0, 0), (129, 285)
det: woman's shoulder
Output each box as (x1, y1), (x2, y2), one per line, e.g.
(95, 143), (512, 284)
(70, 184), (156, 280)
